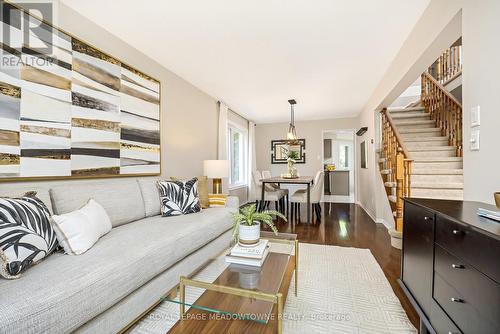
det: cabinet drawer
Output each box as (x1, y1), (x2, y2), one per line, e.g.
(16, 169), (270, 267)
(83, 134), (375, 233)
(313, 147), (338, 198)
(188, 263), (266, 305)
(430, 299), (462, 334)
(402, 202), (435, 316)
(433, 273), (499, 334)
(435, 215), (500, 283)
(434, 245), (500, 326)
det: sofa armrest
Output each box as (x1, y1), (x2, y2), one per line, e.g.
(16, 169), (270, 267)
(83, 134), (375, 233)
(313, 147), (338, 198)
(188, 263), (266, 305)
(226, 196), (240, 212)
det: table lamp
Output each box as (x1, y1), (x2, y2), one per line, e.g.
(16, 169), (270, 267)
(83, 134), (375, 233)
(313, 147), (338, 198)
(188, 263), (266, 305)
(204, 160), (229, 194)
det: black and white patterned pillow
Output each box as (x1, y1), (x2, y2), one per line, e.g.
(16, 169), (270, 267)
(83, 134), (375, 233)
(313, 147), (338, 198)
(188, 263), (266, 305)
(0, 193), (58, 279)
(158, 178), (201, 217)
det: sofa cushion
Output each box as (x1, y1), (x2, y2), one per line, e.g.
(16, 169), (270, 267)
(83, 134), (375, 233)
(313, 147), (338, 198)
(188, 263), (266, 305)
(0, 194), (58, 279)
(171, 176), (209, 209)
(0, 207), (233, 334)
(52, 199), (112, 255)
(158, 179), (201, 216)
(0, 186), (53, 214)
(137, 178), (161, 217)
(50, 179), (146, 227)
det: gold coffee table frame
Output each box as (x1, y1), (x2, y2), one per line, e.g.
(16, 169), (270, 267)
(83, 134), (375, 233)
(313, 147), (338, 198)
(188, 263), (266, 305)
(178, 238), (298, 334)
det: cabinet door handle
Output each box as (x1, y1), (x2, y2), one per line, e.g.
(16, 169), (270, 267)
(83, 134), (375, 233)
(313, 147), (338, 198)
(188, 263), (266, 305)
(452, 264), (464, 269)
(424, 216), (433, 222)
(452, 229), (463, 235)
(448, 332), (459, 334)
(450, 297), (464, 303)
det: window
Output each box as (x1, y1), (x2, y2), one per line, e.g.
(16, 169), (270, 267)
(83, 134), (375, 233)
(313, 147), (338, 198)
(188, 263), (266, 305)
(228, 124), (247, 188)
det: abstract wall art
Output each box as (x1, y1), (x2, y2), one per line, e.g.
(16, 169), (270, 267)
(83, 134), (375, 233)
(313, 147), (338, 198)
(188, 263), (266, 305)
(0, 3), (161, 180)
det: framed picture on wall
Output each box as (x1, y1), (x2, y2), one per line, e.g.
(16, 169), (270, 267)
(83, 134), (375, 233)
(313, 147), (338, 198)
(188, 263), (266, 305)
(271, 139), (306, 164)
(0, 2), (161, 181)
(360, 141), (367, 169)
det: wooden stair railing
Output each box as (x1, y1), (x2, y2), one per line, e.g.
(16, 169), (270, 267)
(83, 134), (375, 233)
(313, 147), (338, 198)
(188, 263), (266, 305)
(380, 108), (413, 233)
(427, 43), (462, 85)
(421, 72), (463, 157)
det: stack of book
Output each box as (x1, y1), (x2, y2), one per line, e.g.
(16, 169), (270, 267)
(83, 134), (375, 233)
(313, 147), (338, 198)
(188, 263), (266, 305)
(477, 208), (500, 222)
(225, 240), (269, 267)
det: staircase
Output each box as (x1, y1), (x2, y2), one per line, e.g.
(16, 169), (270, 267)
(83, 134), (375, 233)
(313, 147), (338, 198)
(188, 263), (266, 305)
(389, 105), (463, 200)
(379, 43), (463, 248)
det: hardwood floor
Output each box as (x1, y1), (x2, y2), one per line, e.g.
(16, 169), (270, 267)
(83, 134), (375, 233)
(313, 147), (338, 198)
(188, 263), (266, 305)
(261, 202), (420, 329)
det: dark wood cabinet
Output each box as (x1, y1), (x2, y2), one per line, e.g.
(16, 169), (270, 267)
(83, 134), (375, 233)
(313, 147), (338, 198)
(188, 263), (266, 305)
(400, 198), (500, 334)
(402, 202), (435, 316)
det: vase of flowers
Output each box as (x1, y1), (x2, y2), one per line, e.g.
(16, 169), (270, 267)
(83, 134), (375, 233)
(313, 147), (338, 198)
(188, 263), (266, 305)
(286, 150), (299, 178)
(231, 204), (286, 246)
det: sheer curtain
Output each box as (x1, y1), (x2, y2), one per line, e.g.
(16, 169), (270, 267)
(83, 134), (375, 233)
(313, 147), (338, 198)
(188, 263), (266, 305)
(247, 121), (257, 201)
(218, 102), (229, 193)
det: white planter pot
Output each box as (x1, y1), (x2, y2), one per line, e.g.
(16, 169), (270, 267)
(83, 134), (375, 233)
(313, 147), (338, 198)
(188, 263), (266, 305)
(389, 228), (403, 250)
(238, 222), (261, 247)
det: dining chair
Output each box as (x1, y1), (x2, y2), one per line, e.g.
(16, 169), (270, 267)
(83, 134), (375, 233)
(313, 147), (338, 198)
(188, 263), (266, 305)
(252, 171), (287, 214)
(290, 171), (324, 222)
(261, 170), (289, 215)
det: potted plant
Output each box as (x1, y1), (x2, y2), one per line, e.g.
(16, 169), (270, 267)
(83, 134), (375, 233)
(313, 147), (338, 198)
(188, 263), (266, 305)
(231, 204), (286, 246)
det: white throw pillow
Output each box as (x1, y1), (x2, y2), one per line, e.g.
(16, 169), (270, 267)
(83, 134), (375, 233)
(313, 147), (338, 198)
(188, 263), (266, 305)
(51, 199), (112, 255)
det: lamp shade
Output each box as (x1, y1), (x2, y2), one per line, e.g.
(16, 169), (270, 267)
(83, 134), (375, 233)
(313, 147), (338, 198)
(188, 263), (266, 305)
(203, 160), (229, 178)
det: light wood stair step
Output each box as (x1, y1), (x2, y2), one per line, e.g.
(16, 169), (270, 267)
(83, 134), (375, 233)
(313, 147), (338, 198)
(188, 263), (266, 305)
(411, 168), (463, 175)
(384, 182), (396, 188)
(411, 182), (464, 189)
(413, 157), (463, 169)
(414, 157), (463, 162)
(388, 106), (425, 113)
(400, 127), (442, 134)
(409, 146), (456, 158)
(380, 169), (392, 175)
(388, 195), (397, 203)
(409, 146), (456, 152)
(393, 120), (435, 127)
(411, 173), (464, 183)
(406, 139), (449, 148)
(410, 188), (463, 200)
(391, 113), (430, 119)
(404, 136), (448, 142)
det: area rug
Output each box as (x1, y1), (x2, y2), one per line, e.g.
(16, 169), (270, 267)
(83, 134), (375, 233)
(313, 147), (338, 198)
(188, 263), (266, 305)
(128, 243), (416, 334)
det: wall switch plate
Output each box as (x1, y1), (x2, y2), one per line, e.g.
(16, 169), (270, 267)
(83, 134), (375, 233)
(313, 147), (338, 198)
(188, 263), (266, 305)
(471, 106), (480, 127)
(470, 128), (480, 151)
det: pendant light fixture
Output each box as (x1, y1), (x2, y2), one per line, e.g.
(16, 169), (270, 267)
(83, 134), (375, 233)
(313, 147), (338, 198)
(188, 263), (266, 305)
(286, 99), (298, 143)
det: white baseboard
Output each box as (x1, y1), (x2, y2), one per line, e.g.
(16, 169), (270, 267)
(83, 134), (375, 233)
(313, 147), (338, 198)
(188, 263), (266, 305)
(323, 195), (355, 203)
(376, 218), (393, 230)
(356, 201), (377, 223)
(356, 202), (393, 232)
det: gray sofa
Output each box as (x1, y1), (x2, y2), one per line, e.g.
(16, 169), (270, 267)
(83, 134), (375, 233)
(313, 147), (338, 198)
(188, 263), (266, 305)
(0, 178), (238, 334)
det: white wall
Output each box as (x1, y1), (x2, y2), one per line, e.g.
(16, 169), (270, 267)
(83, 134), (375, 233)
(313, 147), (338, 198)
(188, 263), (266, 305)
(462, 0), (500, 204)
(255, 118), (359, 178)
(2, 3), (220, 191)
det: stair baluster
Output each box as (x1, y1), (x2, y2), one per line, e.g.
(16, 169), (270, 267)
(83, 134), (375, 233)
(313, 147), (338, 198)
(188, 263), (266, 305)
(380, 109), (413, 233)
(421, 72), (463, 157)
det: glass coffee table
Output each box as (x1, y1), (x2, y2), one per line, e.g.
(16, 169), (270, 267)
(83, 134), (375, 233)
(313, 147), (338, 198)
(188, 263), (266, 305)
(165, 231), (298, 334)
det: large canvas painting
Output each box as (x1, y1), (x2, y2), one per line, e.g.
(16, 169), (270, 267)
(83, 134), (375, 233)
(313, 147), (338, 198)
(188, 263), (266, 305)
(0, 3), (161, 180)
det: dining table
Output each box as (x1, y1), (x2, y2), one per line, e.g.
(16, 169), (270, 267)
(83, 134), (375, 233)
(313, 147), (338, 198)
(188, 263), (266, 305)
(260, 176), (315, 224)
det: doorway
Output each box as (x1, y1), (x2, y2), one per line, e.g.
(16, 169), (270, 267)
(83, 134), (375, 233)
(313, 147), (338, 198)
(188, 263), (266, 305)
(322, 130), (355, 203)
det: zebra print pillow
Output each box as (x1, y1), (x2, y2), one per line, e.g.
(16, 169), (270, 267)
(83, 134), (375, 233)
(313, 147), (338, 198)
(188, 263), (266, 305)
(158, 178), (201, 217)
(0, 193), (58, 279)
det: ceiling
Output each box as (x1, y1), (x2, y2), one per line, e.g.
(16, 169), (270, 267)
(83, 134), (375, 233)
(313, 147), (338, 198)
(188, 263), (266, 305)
(61, 0), (430, 123)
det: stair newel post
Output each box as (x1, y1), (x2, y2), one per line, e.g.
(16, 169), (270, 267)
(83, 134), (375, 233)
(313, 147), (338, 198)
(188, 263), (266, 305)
(386, 114), (393, 182)
(404, 159), (413, 198)
(395, 148), (404, 232)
